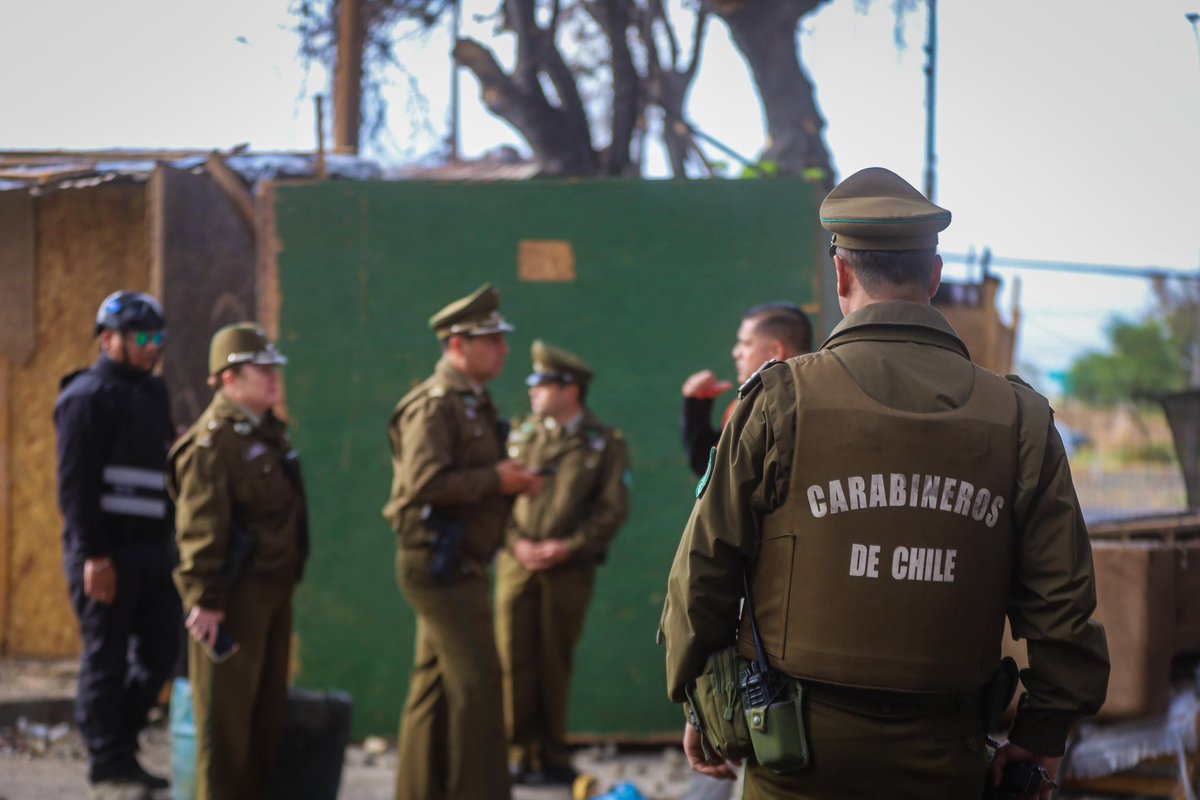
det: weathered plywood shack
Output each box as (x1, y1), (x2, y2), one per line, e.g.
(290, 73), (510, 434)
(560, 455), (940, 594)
(5, 182), (153, 655)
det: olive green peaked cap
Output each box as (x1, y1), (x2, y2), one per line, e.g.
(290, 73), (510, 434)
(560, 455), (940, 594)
(429, 283), (515, 340)
(209, 323), (287, 377)
(526, 339), (593, 389)
(820, 167), (951, 252)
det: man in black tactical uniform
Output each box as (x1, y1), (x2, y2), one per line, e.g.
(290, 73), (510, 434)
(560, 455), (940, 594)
(55, 291), (182, 800)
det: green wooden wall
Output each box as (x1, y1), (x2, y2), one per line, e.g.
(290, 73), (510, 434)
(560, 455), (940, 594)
(271, 179), (826, 737)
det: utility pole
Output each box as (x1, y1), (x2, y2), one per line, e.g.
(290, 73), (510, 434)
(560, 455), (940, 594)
(334, 0), (365, 155)
(923, 0), (938, 202)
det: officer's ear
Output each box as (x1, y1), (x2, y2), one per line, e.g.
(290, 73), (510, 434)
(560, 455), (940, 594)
(928, 254), (944, 299)
(833, 254), (855, 300)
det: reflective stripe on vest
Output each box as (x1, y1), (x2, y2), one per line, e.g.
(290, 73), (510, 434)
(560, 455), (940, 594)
(103, 465), (166, 491)
(101, 464), (168, 519)
(739, 352), (1018, 693)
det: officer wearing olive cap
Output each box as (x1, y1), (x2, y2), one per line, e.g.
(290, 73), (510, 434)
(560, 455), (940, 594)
(55, 291), (180, 798)
(662, 168), (1109, 799)
(384, 284), (540, 800)
(169, 323), (309, 800)
(497, 341), (631, 786)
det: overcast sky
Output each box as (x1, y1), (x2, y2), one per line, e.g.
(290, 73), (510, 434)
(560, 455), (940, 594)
(4, 1), (1199, 388)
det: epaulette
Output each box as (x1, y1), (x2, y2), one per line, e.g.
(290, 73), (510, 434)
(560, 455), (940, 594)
(738, 359), (785, 399)
(196, 418), (224, 448)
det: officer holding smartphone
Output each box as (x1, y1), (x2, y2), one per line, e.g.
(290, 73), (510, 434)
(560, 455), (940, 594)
(169, 323), (309, 800)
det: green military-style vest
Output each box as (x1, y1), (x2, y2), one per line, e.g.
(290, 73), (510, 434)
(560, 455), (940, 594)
(739, 351), (1019, 692)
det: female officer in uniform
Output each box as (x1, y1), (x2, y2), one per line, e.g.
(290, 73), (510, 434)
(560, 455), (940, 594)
(169, 323), (309, 800)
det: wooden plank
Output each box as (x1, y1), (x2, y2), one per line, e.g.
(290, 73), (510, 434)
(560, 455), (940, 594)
(1062, 752), (1194, 799)
(0, 190), (36, 363)
(0, 167), (97, 184)
(256, 181), (289, 421)
(153, 164), (257, 430)
(8, 183), (149, 656)
(1090, 513), (1200, 540)
(204, 153), (256, 231)
(0, 358), (10, 652)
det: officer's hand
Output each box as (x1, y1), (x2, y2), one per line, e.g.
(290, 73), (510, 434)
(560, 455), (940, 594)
(83, 557), (117, 605)
(526, 539), (570, 570)
(990, 741), (1060, 800)
(186, 607), (225, 649)
(496, 459), (539, 496)
(682, 370), (733, 400)
(512, 538), (542, 570)
(682, 723), (738, 780)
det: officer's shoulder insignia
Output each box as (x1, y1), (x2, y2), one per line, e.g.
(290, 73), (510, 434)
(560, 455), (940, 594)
(738, 359), (784, 398)
(612, 429), (625, 440)
(695, 447), (716, 499)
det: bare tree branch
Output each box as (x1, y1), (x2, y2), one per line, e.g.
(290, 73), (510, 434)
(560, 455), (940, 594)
(650, 0), (682, 69)
(684, 8), (709, 81)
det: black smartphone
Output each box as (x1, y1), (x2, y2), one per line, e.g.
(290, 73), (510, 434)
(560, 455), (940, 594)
(200, 625), (239, 663)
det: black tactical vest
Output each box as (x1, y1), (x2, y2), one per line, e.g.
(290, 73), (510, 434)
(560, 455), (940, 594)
(739, 352), (1019, 692)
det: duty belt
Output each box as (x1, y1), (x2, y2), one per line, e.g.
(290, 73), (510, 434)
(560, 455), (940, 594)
(803, 679), (978, 717)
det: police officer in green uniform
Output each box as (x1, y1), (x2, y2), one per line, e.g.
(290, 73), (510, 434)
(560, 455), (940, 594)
(384, 284), (541, 800)
(662, 168), (1110, 800)
(498, 341), (631, 785)
(169, 323), (308, 800)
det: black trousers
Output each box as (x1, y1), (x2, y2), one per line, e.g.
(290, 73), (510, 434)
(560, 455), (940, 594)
(65, 537), (182, 782)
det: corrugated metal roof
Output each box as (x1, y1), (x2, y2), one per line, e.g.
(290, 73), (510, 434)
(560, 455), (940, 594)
(0, 149), (383, 193)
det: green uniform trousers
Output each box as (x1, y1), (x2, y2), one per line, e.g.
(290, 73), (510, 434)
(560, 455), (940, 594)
(744, 687), (988, 799)
(395, 548), (511, 800)
(495, 551), (596, 773)
(188, 578), (293, 800)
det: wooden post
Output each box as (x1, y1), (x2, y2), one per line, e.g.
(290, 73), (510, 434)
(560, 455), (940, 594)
(0, 358), (9, 653)
(333, 0), (364, 155)
(315, 95), (328, 180)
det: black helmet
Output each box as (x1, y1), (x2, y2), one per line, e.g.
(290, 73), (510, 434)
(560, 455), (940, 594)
(94, 291), (165, 336)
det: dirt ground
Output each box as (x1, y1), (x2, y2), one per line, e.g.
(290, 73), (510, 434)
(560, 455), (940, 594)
(0, 657), (703, 800)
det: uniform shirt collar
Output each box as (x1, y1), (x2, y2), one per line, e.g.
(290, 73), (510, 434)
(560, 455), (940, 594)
(821, 300), (970, 360)
(540, 410), (585, 436)
(212, 390), (262, 427)
(435, 357), (486, 397)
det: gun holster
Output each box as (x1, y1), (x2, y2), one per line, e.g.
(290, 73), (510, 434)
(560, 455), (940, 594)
(981, 656), (1020, 732)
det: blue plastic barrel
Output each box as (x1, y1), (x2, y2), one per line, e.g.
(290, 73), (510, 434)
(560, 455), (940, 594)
(169, 677), (196, 800)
